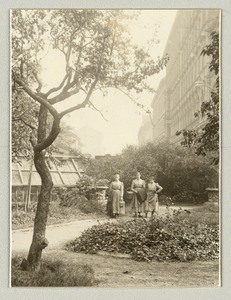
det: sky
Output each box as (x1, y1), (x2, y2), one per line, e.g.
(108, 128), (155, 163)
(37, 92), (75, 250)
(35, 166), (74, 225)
(41, 10), (177, 156)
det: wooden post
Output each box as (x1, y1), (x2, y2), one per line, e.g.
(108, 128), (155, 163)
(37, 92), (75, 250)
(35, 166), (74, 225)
(25, 159), (33, 212)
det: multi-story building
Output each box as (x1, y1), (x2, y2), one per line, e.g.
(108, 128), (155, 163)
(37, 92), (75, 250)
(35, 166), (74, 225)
(138, 114), (153, 146)
(138, 9), (220, 145)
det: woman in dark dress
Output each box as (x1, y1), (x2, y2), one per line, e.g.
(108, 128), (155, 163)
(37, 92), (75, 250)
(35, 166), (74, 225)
(107, 174), (124, 218)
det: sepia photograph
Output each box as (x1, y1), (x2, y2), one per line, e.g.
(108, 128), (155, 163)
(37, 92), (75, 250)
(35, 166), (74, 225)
(11, 8), (220, 288)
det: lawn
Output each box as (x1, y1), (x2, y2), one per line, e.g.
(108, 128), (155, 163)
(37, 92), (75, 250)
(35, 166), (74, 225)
(12, 250), (219, 287)
(11, 202), (220, 287)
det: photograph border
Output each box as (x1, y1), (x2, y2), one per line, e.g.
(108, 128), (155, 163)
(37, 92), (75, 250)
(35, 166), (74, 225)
(1, 1), (231, 299)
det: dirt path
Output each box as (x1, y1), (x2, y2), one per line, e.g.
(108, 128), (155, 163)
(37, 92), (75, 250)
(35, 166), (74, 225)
(12, 218), (111, 252)
(12, 205), (201, 253)
(11, 205), (219, 287)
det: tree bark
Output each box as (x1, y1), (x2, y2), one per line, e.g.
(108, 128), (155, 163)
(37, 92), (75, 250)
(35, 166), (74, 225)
(26, 151), (52, 270)
(23, 104), (60, 271)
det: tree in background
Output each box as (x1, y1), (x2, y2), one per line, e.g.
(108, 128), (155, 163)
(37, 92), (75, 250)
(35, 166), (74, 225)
(176, 31), (219, 165)
(12, 10), (168, 270)
(86, 142), (217, 202)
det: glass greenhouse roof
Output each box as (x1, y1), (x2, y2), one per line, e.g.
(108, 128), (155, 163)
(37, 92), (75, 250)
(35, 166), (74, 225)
(12, 155), (84, 187)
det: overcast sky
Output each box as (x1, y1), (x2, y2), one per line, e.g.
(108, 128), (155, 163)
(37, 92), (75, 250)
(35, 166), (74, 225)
(41, 10), (177, 156)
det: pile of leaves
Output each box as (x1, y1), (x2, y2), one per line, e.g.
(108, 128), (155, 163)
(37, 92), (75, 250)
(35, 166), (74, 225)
(66, 210), (219, 262)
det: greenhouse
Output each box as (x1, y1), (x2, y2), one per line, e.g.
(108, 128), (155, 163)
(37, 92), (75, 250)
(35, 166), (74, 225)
(12, 155), (84, 204)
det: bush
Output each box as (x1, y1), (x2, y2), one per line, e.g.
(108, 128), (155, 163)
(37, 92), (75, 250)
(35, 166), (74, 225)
(12, 210), (35, 226)
(77, 199), (106, 214)
(66, 209), (219, 262)
(58, 187), (105, 214)
(85, 142), (218, 204)
(11, 256), (96, 287)
(59, 189), (87, 207)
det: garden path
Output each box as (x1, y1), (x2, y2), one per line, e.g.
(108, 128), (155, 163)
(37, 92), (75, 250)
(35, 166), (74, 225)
(12, 205), (201, 253)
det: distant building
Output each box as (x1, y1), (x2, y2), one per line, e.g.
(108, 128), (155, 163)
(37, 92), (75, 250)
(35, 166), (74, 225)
(77, 126), (104, 157)
(138, 9), (220, 145)
(95, 154), (113, 160)
(151, 78), (169, 143)
(138, 115), (153, 146)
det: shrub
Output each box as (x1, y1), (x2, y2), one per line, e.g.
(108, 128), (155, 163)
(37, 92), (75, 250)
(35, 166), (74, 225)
(11, 256), (96, 287)
(85, 142), (218, 204)
(58, 188), (105, 214)
(12, 210), (35, 226)
(77, 199), (106, 214)
(66, 209), (219, 262)
(59, 190), (87, 207)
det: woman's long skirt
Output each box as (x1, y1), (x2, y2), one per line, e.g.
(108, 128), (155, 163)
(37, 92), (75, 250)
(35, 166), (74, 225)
(107, 189), (120, 216)
(146, 192), (159, 213)
(132, 188), (147, 215)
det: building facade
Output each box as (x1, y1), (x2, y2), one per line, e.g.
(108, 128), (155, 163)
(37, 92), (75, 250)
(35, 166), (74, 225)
(139, 9), (220, 145)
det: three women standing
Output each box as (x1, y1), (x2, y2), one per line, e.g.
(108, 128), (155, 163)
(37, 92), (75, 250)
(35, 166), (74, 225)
(106, 172), (163, 218)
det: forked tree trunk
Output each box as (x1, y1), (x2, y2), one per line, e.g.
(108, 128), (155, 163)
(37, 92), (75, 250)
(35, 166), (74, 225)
(25, 151), (53, 270)
(21, 104), (60, 271)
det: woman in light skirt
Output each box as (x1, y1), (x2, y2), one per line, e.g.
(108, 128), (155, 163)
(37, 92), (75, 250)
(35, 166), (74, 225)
(145, 177), (163, 217)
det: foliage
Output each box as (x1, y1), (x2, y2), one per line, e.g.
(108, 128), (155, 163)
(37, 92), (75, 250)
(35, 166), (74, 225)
(11, 9), (170, 268)
(86, 155), (121, 182)
(56, 176), (109, 213)
(12, 210), (35, 227)
(176, 31), (219, 164)
(57, 175), (96, 205)
(77, 199), (106, 214)
(11, 256), (95, 287)
(12, 10), (168, 159)
(86, 142), (218, 202)
(12, 200), (103, 229)
(66, 208), (219, 262)
(12, 91), (38, 161)
(58, 189), (106, 214)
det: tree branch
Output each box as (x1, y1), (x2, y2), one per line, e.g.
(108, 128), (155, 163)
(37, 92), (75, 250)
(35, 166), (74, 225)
(13, 75), (60, 119)
(117, 88), (151, 113)
(88, 100), (108, 122)
(19, 118), (37, 131)
(59, 77), (99, 118)
(58, 35), (107, 118)
(44, 74), (69, 98)
(32, 71), (43, 93)
(49, 81), (80, 105)
(30, 135), (36, 148)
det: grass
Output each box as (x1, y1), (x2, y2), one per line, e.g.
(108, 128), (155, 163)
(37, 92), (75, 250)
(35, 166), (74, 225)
(12, 202), (220, 287)
(12, 200), (105, 230)
(11, 255), (96, 287)
(178, 202), (219, 226)
(22, 250), (219, 288)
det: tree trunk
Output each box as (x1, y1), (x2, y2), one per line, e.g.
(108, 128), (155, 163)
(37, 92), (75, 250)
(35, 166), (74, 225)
(25, 151), (53, 270)
(22, 104), (60, 271)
